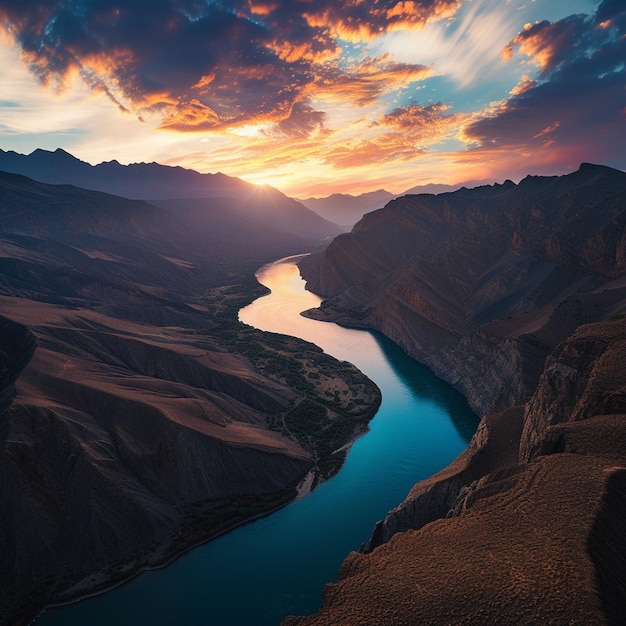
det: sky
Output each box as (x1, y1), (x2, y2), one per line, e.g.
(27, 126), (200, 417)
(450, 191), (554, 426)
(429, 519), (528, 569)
(0, 0), (624, 197)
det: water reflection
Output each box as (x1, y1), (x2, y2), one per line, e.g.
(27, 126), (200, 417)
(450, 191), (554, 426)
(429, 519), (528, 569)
(371, 333), (477, 443)
(38, 254), (478, 626)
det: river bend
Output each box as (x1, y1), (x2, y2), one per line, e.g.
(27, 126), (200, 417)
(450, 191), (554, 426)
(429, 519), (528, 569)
(38, 255), (477, 626)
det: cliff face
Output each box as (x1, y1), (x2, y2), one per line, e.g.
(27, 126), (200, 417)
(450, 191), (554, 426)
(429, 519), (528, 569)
(288, 164), (626, 625)
(286, 315), (626, 625)
(300, 164), (626, 416)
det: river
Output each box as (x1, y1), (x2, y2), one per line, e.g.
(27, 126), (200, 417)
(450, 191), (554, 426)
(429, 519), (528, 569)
(37, 255), (478, 626)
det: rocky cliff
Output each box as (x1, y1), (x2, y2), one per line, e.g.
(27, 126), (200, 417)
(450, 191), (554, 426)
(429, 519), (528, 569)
(286, 315), (626, 625)
(300, 163), (626, 416)
(288, 164), (626, 625)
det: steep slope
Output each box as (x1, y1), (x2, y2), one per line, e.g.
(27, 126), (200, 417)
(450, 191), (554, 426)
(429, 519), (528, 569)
(287, 163), (626, 625)
(285, 315), (626, 626)
(0, 171), (379, 625)
(301, 164), (626, 416)
(0, 148), (341, 242)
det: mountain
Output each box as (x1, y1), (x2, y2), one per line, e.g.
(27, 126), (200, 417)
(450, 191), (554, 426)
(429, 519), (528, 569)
(298, 180), (497, 228)
(298, 189), (395, 227)
(0, 147), (342, 242)
(291, 163), (626, 625)
(0, 171), (379, 625)
(401, 178), (495, 195)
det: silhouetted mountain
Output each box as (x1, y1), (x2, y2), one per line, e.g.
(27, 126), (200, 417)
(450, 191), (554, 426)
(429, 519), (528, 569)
(298, 189), (395, 227)
(292, 163), (626, 626)
(0, 147), (342, 241)
(401, 178), (495, 195)
(0, 147), (256, 199)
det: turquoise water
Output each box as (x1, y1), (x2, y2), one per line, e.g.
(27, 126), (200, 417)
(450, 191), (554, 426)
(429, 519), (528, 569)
(37, 255), (477, 626)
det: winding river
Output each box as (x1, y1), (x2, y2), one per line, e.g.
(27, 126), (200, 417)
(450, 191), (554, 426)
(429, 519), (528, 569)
(38, 255), (478, 626)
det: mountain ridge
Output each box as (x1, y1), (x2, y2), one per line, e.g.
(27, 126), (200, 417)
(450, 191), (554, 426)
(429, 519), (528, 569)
(291, 162), (626, 625)
(0, 147), (342, 242)
(0, 166), (379, 625)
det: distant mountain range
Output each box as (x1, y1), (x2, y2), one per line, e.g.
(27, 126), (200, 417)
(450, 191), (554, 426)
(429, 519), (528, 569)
(299, 180), (497, 227)
(298, 190), (396, 227)
(0, 147), (498, 232)
(0, 147), (268, 200)
(0, 147), (342, 243)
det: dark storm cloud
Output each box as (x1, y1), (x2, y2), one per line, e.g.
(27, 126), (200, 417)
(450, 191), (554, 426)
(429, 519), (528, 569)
(465, 1), (626, 168)
(0, 0), (456, 129)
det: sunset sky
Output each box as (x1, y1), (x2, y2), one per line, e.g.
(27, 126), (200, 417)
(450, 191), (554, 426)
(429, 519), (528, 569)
(0, 0), (624, 197)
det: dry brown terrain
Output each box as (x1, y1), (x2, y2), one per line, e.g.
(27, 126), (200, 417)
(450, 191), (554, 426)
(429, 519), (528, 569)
(290, 165), (626, 625)
(0, 170), (379, 625)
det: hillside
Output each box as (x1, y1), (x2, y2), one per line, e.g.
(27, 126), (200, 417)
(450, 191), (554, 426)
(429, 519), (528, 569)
(0, 172), (379, 625)
(290, 163), (626, 625)
(298, 190), (395, 227)
(0, 148), (341, 242)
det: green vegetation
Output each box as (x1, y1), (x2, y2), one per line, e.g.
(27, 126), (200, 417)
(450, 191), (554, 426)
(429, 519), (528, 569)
(197, 258), (381, 483)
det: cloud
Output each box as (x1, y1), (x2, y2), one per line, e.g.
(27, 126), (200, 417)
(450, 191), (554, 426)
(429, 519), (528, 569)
(323, 100), (462, 169)
(0, 0), (456, 131)
(271, 100), (328, 139)
(371, 0), (520, 87)
(313, 57), (431, 106)
(501, 16), (588, 73)
(302, 0), (460, 42)
(463, 2), (626, 174)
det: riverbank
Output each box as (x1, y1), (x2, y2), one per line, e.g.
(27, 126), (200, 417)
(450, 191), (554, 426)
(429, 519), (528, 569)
(36, 256), (476, 626)
(0, 253), (381, 626)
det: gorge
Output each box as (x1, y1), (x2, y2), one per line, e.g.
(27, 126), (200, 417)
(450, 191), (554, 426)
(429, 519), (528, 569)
(36, 256), (477, 625)
(288, 163), (626, 625)
(1, 159), (625, 625)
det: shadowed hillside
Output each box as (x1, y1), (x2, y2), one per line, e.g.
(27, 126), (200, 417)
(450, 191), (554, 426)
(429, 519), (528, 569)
(0, 148), (342, 242)
(0, 171), (379, 626)
(289, 163), (626, 625)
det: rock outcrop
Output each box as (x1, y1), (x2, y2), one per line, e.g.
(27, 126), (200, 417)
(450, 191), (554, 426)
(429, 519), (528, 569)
(288, 164), (626, 625)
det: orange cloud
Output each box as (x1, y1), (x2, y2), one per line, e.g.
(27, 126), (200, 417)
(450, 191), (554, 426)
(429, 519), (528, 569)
(509, 75), (536, 96)
(247, 1), (279, 16)
(160, 99), (221, 131)
(304, 0), (459, 42)
(314, 56), (431, 105)
(268, 32), (339, 64)
(502, 17), (586, 73)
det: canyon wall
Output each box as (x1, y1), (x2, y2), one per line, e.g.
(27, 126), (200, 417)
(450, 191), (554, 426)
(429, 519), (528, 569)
(289, 164), (626, 625)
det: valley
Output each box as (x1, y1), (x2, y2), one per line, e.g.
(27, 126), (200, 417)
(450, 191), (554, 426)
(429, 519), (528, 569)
(0, 151), (625, 626)
(0, 165), (378, 625)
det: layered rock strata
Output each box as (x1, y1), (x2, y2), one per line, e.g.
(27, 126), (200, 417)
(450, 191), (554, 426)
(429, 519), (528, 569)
(300, 164), (626, 416)
(289, 164), (626, 625)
